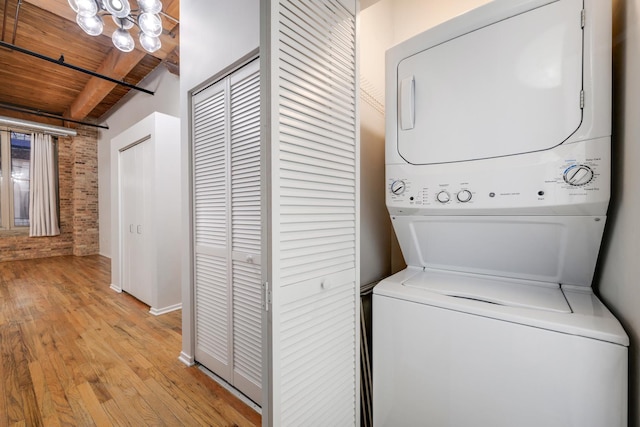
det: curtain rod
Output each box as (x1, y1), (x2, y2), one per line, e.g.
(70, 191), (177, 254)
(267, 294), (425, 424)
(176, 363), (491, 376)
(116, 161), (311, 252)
(0, 115), (77, 137)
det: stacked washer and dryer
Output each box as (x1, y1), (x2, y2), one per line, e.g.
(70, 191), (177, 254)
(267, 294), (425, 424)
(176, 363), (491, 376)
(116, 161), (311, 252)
(372, 0), (629, 426)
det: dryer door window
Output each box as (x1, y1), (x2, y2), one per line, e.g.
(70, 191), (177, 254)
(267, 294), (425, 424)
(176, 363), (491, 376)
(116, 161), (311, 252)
(397, 0), (584, 165)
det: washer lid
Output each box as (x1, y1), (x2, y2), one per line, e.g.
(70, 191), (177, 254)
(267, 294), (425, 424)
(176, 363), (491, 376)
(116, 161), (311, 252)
(396, 0), (584, 164)
(403, 269), (571, 313)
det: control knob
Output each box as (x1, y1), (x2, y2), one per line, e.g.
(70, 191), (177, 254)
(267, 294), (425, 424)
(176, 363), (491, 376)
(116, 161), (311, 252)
(436, 191), (451, 203)
(457, 190), (472, 203)
(563, 164), (594, 186)
(390, 180), (406, 195)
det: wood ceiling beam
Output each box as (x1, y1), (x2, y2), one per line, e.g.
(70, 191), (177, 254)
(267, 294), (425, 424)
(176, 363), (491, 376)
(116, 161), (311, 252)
(66, 47), (146, 121)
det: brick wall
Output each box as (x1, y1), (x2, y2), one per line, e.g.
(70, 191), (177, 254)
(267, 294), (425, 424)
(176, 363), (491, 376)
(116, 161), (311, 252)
(0, 126), (99, 262)
(72, 126), (99, 256)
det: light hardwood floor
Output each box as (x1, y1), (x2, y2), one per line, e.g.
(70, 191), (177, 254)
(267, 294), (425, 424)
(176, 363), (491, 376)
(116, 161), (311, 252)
(0, 255), (261, 427)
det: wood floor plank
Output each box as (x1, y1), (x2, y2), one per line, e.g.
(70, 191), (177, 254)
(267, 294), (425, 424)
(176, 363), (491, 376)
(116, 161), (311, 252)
(27, 361), (55, 422)
(76, 382), (112, 427)
(2, 324), (26, 426)
(0, 255), (261, 426)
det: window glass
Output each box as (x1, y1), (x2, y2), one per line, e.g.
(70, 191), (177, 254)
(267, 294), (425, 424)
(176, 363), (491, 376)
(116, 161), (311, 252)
(11, 132), (30, 227)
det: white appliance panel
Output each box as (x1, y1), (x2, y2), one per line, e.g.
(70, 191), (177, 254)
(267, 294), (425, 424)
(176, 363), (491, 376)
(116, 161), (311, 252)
(396, 0), (583, 164)
(373, 293), (628, 427)
(392, 215), (606, 286)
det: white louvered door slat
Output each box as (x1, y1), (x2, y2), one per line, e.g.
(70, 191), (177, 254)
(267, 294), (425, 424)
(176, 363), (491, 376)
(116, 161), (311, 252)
(193, 79), (232, 381)
(230, 60), (262, 405)
(263, 0), (359, 425)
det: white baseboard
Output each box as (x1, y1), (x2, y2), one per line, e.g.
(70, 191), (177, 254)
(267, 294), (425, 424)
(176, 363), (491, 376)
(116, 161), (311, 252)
(178, 351), (195, 366)
(149, 303), (182, 316)
(110, 284), (122, 293)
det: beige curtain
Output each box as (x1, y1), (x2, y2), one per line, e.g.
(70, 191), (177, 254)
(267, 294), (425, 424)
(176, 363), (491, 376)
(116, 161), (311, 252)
(29, 133), (60, 237)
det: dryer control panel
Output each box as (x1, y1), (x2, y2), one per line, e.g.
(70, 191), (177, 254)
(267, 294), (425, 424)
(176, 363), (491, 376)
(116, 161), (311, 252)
(387, 138), (610, 216)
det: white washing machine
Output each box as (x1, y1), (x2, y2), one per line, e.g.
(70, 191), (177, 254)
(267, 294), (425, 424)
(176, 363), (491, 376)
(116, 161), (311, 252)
(373, 1), (629, 426)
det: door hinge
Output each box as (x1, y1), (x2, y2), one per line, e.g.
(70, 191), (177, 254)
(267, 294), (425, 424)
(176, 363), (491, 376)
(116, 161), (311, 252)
(581, 9), (585, 28)
(262, 281), (271, 311)
(580, 90), (585, 109)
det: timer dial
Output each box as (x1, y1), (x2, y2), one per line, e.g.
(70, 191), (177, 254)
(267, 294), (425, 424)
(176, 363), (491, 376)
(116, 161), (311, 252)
(457, 190), (472, 203)
(390, 180), (406, 195)
(436, 191), (451, 203)
(563, 164), (594, 186)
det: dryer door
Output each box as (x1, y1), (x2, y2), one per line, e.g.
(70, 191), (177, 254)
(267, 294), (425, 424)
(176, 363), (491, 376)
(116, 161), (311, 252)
(397, 0), (584, 165)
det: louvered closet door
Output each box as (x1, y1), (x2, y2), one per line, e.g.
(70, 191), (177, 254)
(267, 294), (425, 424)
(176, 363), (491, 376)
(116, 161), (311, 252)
(262, 0), (359, 425)
(192, 59), (262, 404)
(193, 79), (232, 381)
(229, 60), (262, 404)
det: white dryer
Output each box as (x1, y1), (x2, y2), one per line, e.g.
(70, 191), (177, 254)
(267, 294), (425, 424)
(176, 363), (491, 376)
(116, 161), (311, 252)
(372, 1), (629, 426)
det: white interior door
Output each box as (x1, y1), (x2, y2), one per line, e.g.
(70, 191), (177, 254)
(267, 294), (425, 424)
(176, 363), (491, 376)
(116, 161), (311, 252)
(120, 139), (153, 306)
(133, 139), (153, 305)
(192, 58), (262, 404)
(261, 0), (359, 425)
(120, 144), (136, 295)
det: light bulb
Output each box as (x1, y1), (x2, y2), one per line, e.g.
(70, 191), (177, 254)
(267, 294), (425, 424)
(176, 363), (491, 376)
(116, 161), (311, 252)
(103, 0), (131, 19)
(138, 12), (162, 37)
(68, 0), (79, 12)
(76, 13), (104, 36)
(137, 0), (162, 14)
(112, 28), (135, 52)
(74, 0), (99, 17)
(139, 33), (161, 53)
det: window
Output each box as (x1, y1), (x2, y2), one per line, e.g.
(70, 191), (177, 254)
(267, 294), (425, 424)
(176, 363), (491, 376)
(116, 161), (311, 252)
(0, 130), (31, 230)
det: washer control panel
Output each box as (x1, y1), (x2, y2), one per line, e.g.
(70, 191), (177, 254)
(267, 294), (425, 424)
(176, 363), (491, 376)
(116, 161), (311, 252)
(387, 139), (610, 215)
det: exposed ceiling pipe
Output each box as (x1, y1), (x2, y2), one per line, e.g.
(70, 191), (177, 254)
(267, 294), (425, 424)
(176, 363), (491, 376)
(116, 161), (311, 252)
(0, 40), (155, 95)
(0, 115), (77, 137)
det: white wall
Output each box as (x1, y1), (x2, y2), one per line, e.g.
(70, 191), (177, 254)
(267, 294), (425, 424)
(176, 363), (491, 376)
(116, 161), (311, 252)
(599, 1), (640, 425)
(359, 2), (394, 284)
(179, 0), (260, 364)
(98, 66), (180, 257)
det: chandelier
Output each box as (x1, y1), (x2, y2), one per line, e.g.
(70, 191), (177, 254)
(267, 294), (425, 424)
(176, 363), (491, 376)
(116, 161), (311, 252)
(68, 0), (164, 54)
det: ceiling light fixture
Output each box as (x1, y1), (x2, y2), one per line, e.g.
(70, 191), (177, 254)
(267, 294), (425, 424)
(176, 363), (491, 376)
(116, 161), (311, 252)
(68, 0), (164, 54)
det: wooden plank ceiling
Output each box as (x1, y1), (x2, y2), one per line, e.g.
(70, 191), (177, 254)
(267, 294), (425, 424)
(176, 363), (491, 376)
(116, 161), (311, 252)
(0, 0), (179, 128)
